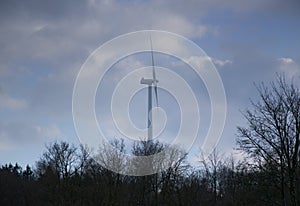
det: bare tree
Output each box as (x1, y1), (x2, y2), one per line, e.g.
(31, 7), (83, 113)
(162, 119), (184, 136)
(199, 148), (224, 205)
(130, 140), (164, 206)
(94, 138), (128, 206)
(130, 140), (188, 206)
(77, 144), (94, 177)
(237, 75), (300, 206)
(95, 138), (127, 175)
(36, 141), (78, 179)
(160, 146), (189, 206)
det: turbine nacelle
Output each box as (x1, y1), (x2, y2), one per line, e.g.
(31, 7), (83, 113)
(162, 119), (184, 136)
(140, 78), (159, 85)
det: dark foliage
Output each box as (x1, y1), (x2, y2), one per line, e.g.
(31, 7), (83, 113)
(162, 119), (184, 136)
(0, 141), (291, 206)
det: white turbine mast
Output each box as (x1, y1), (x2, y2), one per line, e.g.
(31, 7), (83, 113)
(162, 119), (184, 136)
(140, 35), (159, 141)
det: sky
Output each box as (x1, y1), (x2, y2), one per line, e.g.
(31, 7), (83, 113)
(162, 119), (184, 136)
(0, 0), (300, 168)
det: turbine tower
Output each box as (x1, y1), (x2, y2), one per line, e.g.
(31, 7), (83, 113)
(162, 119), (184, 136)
(140, 36), (159, 141)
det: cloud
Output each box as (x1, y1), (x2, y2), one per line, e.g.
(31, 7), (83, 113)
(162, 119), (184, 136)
(278, 57), (294, 64)
(211, 58), (232, 67)
(0, 121), (62, 151)
(33, 124), (62, 138)
(278, 57), (300, 78)
(185, 56), (232, 70)
(0, 89), (28, 110)
(0, 0), (211, 65)
(150, 13), (207, 38)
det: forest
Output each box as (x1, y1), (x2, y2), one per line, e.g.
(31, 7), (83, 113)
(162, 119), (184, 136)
(1, 76), (299, 206)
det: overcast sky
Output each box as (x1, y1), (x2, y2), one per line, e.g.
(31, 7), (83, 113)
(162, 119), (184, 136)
(0, 0), (300, 167)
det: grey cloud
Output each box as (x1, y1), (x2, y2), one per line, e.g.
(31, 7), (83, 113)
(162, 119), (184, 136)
(151, 0), (300, 16)
(0, 93), (28, 110)
(0, 0), (89, 21)
(277, 58), (300, 80)
(0, 0), (213, 121)
(0, 121), (62, 150)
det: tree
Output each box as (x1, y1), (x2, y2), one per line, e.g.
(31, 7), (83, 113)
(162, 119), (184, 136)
(35, 141), (80, 205)
(130, 140), (164, 206)
(237, 75), (300, 206)
(94, 138), (128, 206)
(95, 138), (127, 175)
(130, 140), (189, 206)
(199, 149), (225, 205)
(22, 165), (34, 180)
(36, 141), (78, 179)
(159, 146), (189, 205)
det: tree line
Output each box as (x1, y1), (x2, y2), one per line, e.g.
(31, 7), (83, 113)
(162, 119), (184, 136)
(0, 75), (299, 206)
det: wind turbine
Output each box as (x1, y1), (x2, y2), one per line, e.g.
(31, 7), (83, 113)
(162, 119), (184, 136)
(140, 36), (159, 141)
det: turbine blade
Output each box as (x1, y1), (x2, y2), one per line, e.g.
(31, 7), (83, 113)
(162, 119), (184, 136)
(150, 35), (156, 83)
(150, 35), (158, 106)
(154, 85), (158, 107)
